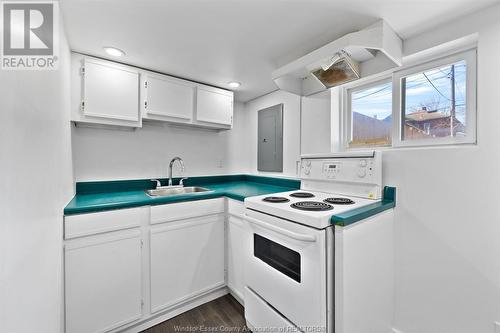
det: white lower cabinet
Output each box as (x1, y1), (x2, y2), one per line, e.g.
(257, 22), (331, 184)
(150, 214), (225, 313)
(64, 197), (246, 332)
(226, 199), (249, 303)
(65, 229), (143, 333)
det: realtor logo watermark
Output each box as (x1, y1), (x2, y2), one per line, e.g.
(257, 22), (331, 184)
(1, 1), (59, 70)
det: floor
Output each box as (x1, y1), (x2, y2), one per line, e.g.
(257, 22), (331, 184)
(142, 295), (247, 333)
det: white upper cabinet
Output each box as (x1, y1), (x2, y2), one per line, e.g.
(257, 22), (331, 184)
(142, 73), (194, 122)
(195, 86), (233, 127)
(71, 54), (141, 128)
(71, 52), (233, 130)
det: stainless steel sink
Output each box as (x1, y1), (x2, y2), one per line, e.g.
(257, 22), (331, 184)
(146, 186), (213, 197)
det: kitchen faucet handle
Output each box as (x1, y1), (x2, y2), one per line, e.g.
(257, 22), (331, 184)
(179, 177), (189, 186)
(150, 179), (162, 189)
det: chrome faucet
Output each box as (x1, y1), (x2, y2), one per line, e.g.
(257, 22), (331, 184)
(168, 157), (185, 186)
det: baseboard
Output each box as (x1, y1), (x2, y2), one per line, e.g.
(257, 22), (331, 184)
(228, 287), (244, 306)
(114, 287), (229, 333)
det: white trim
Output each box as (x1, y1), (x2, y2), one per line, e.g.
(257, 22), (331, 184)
(392, 48), (477, 147)
(403, 33), (478, 67)
(343, 77), (393, 150)
(150, 281), (226, 314)
(116, 288), (228, 333)
(339, 47), (477, 151)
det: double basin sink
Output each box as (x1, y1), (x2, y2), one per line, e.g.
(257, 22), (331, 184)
(146, 186), (213, 198)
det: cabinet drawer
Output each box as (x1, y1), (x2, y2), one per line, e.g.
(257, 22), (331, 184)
(64, 207), (147, 239)
(244, 287), (299, 331)
(150, 198), (224, 224)
(227, 198), (245, 217)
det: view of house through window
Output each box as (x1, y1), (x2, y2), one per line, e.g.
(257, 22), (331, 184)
(349, 81), (392, 147)
(401, 60), (467, 141)
(345, 51), (475, 149)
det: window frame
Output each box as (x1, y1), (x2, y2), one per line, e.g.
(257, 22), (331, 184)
(342, 76), (393, 151)
(341, 48), (477, 150)
(392, 48), (477, 147)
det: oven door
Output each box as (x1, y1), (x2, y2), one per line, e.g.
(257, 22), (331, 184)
(244, 209), (327, 330)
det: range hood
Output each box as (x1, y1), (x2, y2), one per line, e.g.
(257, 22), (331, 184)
(272, 20), (402, 96)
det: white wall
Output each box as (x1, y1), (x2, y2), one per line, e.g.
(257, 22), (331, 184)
(232, 5), (500, 333)
(301, 90), (332, 155)
(72, 118), (235, 182)
(387, 5), (500, 333)
(235, 90), (302, 177)
(224, 102), (250, 174)
(0, 18), (74, 333)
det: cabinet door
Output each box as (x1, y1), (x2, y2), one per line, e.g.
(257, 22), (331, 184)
(150, 214), (225, 313)
(196, 86), (233, 126)
(227, 215), (249, 303)
(145, 74), (194, 121)
(65, 229), (143, 333)
(82, 57), (140, 122)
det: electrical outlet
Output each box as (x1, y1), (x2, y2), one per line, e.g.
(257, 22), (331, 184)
(218, 159), (224, 168)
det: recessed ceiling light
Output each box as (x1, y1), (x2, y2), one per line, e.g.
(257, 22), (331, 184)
(103, 47), (125, 57)
(228, 81), (241, 88)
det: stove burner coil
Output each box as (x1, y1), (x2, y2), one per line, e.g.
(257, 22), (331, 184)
(263, 196), (290, 203)
(324, 197), (355, 205)
(290, 192), (315, 198)
(291, 201), (333, 211)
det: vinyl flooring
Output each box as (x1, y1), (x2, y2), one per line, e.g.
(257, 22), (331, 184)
(142, 294), (247, 333)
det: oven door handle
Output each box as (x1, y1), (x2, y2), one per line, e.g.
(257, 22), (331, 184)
(244, 215), (317, 242)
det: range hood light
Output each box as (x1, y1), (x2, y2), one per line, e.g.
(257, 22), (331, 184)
(312, 51), (360, 89)
(321, 52), (342, 71)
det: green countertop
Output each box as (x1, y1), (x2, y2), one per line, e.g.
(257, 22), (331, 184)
(64, 175), (300, 215)
(65, 175), (396, 227)
(330, 186), (396, 226)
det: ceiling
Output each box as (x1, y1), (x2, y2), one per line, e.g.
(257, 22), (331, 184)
(61, 0), (498, 102)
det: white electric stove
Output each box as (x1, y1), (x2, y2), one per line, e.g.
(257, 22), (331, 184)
(245, 190), (376, 229)
(243, 151), (394, 333)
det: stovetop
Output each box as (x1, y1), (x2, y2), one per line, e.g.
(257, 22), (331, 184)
(245, 190), (377, 229)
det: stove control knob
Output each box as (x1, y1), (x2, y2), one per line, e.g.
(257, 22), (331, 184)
(359, 159), (367, 167)
(357, 168), (366, 178)
(305, 160), (312, 167)
(304, 169), (311, 175)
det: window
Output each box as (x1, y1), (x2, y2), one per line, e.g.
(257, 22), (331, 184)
(342, 49), (476, 149)
(393, 49), (476, 146)
(347, 80), (392, 148)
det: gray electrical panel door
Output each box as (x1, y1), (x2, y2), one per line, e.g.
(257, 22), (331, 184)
(258, 104), (283, 172)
